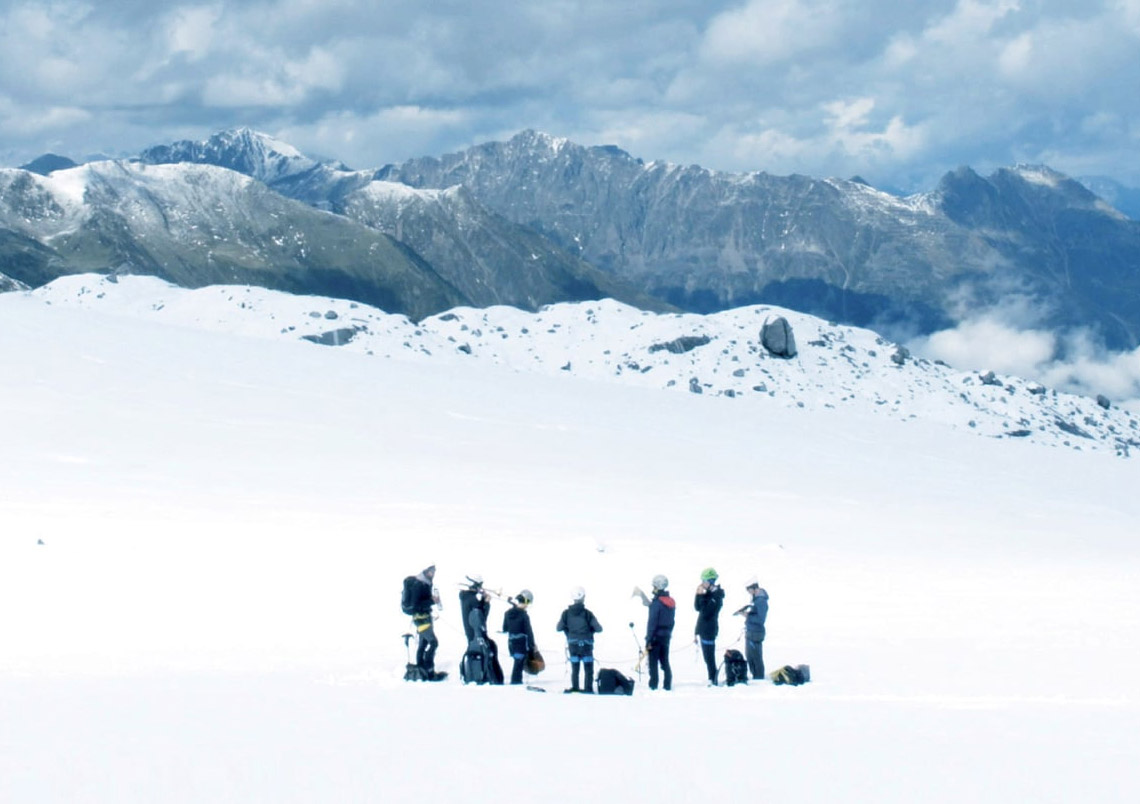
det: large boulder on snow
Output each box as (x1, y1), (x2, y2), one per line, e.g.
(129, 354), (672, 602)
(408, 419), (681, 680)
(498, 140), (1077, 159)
(761, 316), (797, 359)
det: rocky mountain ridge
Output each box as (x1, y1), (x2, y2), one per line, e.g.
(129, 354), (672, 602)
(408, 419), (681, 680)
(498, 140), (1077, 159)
(378, 130), (1140, 350)
(24, 273), (1140, 458)
(7, 128), (1140, 352)
(0, 160), (462, 319)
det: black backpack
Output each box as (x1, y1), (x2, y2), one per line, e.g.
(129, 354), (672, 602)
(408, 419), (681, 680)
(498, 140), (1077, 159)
(405, 664), (447, 683)
(724, 649), (749, 686)
(461, 640), (491, 685)
(401, 576), (416, 615)
(596, 668), (635, 695)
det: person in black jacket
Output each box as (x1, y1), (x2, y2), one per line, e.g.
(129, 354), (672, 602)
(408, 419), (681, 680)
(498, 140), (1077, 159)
(502, 589), (536, 685)
(458, 574), (491, 644)
(459, 573), (504, 684)
(403, 564), (441, 678)
(557, 587), (603, 693)
(694, 567), (725, 685)
(644, 574), (676, 691)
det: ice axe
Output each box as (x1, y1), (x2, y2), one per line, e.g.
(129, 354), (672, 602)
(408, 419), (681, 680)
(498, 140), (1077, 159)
(402, 632), (414, 664)
(628, 622), (645, 682)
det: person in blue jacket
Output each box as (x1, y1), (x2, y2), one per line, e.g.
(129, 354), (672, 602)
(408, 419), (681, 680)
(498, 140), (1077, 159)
(742, 577), (769, 680)
(693, 567), (725, 685)
(557, 587), (603, 693)
(644, 574), (676, 691)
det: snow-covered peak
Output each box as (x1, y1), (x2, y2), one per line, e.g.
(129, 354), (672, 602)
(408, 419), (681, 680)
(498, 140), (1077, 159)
(218, 127), (307, 160)
(137, 128), (319, 184)
(509, 129), (571, 153)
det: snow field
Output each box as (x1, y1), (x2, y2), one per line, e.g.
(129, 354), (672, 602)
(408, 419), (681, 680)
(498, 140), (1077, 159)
(2, 289), (1139, 802)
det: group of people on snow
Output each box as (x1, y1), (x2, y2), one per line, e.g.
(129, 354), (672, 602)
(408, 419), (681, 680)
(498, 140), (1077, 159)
(403, 564), (770, 692)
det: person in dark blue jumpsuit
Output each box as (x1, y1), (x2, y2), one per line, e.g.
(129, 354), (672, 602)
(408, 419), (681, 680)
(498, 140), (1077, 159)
(644, 574), (676, 691)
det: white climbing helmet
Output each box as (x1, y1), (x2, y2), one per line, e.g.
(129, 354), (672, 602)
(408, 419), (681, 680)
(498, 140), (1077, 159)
(572, 586), (586, 602)
(652, 574), (669, 591)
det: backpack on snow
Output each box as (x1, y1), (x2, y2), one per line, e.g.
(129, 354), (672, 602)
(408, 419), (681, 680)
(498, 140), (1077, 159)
(401, 576), (417, 615)
(405, 664), (447, 682)
(724, 649), (749, 686)
(596, 668), (635, 695)
(462, 648), (490, 684)
(461, 639), (504, 685)
(770, 664), (811, 686)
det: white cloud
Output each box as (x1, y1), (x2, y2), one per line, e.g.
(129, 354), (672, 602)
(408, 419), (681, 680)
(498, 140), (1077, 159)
(911, 317), (1140, 408)
(824, 97), (875, 131)
(911, 317), (1056, 378)
(1038, 330), (1140, 403)
(202, 45), (345, 107)
(924, 0), (1021, 46)
(2, 0), (1140, 188)
(700, 0), (843, 65)
(1111, 0), (1140, 34)
(704, 97), (928, 179)
(165, 4), (222, 61)
(281, 106), (471, 169)
(998, 31), (1033, 75)
(283, 47), (344, 93)
(0, 98), (91, 136)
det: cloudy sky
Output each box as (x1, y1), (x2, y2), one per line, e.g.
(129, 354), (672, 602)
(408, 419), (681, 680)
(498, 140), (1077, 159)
(2, 0), (1139, 191)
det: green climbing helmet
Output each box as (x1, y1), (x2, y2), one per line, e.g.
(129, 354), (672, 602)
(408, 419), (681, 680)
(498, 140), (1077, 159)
(700, 567), (718, 582)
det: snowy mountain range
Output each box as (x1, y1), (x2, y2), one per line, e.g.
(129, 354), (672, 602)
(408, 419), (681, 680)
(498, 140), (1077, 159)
(377, 131), (1140, 349)
(27, 273), (1140, 458)
(5, 127), (1140, 352)
(0, 159), (463, 319)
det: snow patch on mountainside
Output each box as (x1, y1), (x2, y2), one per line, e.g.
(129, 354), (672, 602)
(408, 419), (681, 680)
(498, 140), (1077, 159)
(25, 274), (1140, 458)
(1012, 164), (1063, 188)
(359, 180), (443, 205)
(40, 164), (94, 206)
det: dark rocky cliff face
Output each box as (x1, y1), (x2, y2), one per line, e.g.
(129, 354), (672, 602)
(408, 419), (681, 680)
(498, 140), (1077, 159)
(378, 132), (1140, 348)
(139, 130), (665, 315)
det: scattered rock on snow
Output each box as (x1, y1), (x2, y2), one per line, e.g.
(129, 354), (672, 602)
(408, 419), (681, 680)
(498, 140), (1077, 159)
(648, 335), (712, 354)
(1055, 418), (1094, 439)
(761, 316), (797, 359)
(301, 327), (361, 346)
